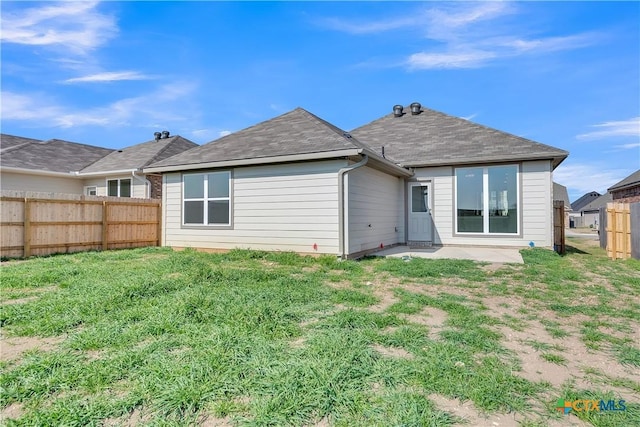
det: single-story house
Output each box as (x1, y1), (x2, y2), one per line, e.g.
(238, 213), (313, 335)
(608, 169), (640, 203)
(568, 190), (601, 228)
(1, 132), (197, 198)
(576, 193), (612, 229)
(144, 103), (569, 258)
(553, 182), (571, 228)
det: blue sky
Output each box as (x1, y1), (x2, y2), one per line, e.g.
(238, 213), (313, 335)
(1, 1), (638, 201)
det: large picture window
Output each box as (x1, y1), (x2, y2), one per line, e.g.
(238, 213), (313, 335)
(183, 171), (231, 226)
(455, 165), (519, 234)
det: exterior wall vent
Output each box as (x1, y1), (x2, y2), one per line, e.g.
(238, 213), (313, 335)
(410, 102), (422, 115)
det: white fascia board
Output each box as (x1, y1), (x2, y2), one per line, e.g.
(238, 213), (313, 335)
(1, 166), (79, 178)
(142, 149), (364, 173)
(361, 149), (414, 177)
(73, 169), (139, 177)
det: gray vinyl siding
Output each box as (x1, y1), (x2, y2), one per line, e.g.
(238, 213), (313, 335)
(82, 176), (147, 198)
(346, 166), (404, 254)
(1, 172), (84, 194)
(163, 160), (347, 254)
(413, 160), (553, 247)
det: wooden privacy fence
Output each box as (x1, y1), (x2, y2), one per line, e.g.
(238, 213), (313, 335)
(604, 202), (636, 260)
(553, 200), (566, 254)
(1, 191), (161, 259)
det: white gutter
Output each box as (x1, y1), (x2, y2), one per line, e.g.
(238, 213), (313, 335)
(338, 154), (369, 259)
(73, 169), (138, 177)
(142, 149), (364, 173)
(131, 171), (151, 198)
(1, 166), (80, 178)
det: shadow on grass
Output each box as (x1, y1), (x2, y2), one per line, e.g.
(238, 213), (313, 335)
(563, 245), (590, 255)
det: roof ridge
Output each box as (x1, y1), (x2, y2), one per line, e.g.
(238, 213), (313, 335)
(295, 108), (364, 151)
(143, 136), (195, 168)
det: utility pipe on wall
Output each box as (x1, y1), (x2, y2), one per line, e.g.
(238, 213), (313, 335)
(338, 154), (368, 259)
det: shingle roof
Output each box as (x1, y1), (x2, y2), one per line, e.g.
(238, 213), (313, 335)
(580, 193), (612, 213)
(350, 105), (568, 168)
(80, 136), (198, 173)
(553, 182), (571, 208)
(571, 191), (601, 211)
(608, 169), (640, 192)
(148, 108), (371, 169)
(0, 134), (113, 173)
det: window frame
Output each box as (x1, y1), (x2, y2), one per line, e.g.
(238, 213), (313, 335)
(453, 164), (521, 236)
(106, 178), (132, 198)
(182, 170), (233, 228)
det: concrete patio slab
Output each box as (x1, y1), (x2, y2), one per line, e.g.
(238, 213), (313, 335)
(373, 245), (524, 264)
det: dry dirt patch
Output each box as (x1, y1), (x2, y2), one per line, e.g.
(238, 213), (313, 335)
(0, 336), (63, 362)
(401, 306), (448, 339)
(1, 402), (24, 422)
(372, 343), (414, 359)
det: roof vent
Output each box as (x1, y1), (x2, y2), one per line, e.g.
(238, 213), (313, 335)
(343, 132), (352, 139)
(161, 131), (170, 139)
(393, 105), (404, 117)
(410, 102), (422, 115)
(154, 132), (161, 141)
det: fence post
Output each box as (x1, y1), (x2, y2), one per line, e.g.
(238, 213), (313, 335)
(157, 203), (162, 246)
(23, 198), (31, 258)
(102, 201), (109, 251)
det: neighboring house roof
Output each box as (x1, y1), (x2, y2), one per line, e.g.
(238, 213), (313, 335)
(350, 105), (568, 169)
(0, 133), (113, 174)
(80, 135), (198, 174)
(571, 191), (601, 211)
(607, 169), (640, 192)
(553, 182), (571, 209)
(145, 108), (411, 176)
(580, 193), (612, 213)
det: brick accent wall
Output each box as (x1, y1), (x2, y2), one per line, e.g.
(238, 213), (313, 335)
(611, 186), (640, 203)
(148, 174), (163, 199)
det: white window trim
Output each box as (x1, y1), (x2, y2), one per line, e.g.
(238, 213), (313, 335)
(85, 186), (97, 196)
(454, 164), (520, 236)
(106, 178), (132, 197)
(182, 171), (232, 227)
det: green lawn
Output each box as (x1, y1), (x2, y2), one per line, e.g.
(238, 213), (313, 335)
(1, 238), (638, 426)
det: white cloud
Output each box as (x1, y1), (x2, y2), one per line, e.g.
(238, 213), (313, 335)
(615, 142), (640, 150)
(462, 113), (479, 121)
(63, 71), (152, 84)
(219, 131), (232, 137)
(554, 163), (630, 195)
(576, 117), (640, 140)
(408, 51), (495, 69)
(1, 82), (196, 129)
(0, 1), (117, 54)
(321, 2), (597, 70)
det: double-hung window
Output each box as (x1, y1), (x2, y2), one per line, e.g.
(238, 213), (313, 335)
(107, 179), (131, 197)
(183, 171), (231, 226)
(455, 165), (519, 234)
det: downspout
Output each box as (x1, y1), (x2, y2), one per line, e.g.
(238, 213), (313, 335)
(338, 154), (368, 259)
(131, 171), (151, 199)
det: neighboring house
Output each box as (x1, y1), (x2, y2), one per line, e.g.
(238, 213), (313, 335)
(144, 103), (569, 258)
(1, 132), (197, 198)
(608, 169), (640, 203)
(553, 182), (571, 228)
(0, 135), (113, 194)
(569, 191), (601, 227)
(577, 193), (612, 229)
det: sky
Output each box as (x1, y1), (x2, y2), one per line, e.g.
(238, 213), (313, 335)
(1, 1), (639, 201)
